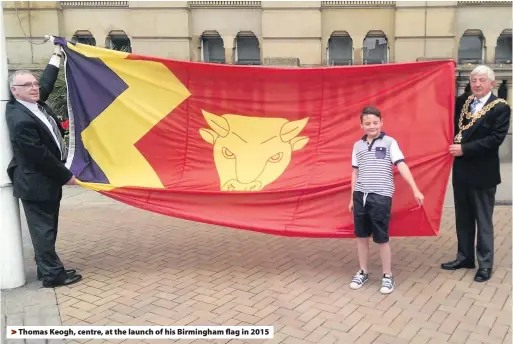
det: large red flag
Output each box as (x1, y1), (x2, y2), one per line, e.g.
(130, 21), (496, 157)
(59, 39), (455, 238)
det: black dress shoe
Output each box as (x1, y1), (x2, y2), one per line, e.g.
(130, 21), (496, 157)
(441, 260), (475, 270)
(37, 269), (77, 281)
(474, 268), (492, 282)
(42, 274), (82, 288)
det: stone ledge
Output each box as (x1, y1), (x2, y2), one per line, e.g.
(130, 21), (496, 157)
(496, 200), (512, 205)
(7, 64), (45, 72)
(263, 57), (300, 67)
(457, 63), (513, 72)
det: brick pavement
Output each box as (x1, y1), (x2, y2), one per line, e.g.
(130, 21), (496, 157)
(2, 187), (511, 344)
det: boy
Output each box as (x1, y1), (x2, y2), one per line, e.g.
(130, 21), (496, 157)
(348, 106), (424, 294)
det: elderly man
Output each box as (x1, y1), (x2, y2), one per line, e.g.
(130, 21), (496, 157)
(443, 65), (511, 282)
(5, 38), (82, 287)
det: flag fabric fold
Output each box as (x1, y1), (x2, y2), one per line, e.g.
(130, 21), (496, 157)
(56, 37), (455, 238)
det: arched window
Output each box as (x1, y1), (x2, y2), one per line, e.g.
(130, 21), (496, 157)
(458, 29), (485, 64)
(235, 32), (260, 65)
(71, 30), (96, 46)
(201, 31), (225, 64)
(363, 30), (388, 64)
(106, 30), (132, 52)
(495, 29), (512, 64)
(327, 31), (353, 65)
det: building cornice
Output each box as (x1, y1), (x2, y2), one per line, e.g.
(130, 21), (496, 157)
(321, 1), (395, 8)
(60, 1), (129, 8)
(188, 1), (261, 8)
(43, 0), (513, 10)
(457, 1), (512, 6)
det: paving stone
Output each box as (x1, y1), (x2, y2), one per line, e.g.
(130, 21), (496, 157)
(6, 313), (24, 326)
(1, 186), (511, 344)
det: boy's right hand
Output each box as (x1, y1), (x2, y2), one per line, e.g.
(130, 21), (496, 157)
(413, 189), (424, 205)
(349, 199), (354, 212)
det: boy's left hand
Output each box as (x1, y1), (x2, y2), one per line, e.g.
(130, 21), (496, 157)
(413, 189), (424, 205)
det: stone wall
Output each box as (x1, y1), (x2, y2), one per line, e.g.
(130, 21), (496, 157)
(4, 0), (512, 161)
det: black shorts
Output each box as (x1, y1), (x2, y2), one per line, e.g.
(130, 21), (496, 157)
(353, 191), (392, 243)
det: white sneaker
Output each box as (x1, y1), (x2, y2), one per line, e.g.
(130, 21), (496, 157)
(380, 273), (395, 294)
(349, 269), (369, 290)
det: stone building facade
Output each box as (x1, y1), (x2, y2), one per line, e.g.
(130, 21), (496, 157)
(3, 0), (512, 158)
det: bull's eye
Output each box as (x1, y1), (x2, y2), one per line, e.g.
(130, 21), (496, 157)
(222, 147), (235, 159)
(268, 152), (283, 163)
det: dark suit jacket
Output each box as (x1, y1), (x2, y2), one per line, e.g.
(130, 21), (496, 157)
(453, 93), (511, 188)
(5, 64), (72, 201)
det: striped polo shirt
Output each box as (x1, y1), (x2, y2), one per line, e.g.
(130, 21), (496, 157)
(351, 132), (405, 197)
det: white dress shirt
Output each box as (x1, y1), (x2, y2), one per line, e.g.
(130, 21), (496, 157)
(472, 91), (492, 113)
(17, 99), (62, 152)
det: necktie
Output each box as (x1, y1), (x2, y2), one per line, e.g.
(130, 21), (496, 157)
(38, 104), (68, 161)
(470, 98), (480, 114)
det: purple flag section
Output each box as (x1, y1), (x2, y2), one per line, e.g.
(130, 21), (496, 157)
(58, 40), (128, 183)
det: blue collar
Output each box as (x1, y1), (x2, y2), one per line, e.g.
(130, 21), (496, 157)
(362, 131), (386, 141)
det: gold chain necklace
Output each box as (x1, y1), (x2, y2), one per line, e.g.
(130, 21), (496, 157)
(454, 95), (507, 143)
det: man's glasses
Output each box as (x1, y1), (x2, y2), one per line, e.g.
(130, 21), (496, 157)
(13, 82), (40, 88)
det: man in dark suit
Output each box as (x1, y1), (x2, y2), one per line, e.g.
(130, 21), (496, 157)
(6, 39), (82, 288)
(442, 65), (511, 282)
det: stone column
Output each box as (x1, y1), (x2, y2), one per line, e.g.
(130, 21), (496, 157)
(507, 80), (512, 106)
(507, 80), (512, 135)
(456, 78), (469, 96)
(224, 35), (235, 64)
(500, 79), (513, 161)
(190, 36), (201, 62)
(93, 33), (108, 50)
(322, 37), (329, 65)
(258, 37), (263, 64)
(486, 44), (496, 64)
(353, 38), (363, 65)
(457, 81), (465, 96)
(387, 41), (394, 63)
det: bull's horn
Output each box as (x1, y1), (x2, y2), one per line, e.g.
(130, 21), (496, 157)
(202, 110), (229, 137)
(280, 117), (309, 142)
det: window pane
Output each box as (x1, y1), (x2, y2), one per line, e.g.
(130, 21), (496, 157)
(495, 35), (512, 64)
(204, 37), (225, 63)
(328, 36), (352, 65)
(109, 36), (132, 53)
(363, 37), (387, 64)
(237, 37), (260, 65)
(72, 36), (96, 46)
(458, 35), (483, 64)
